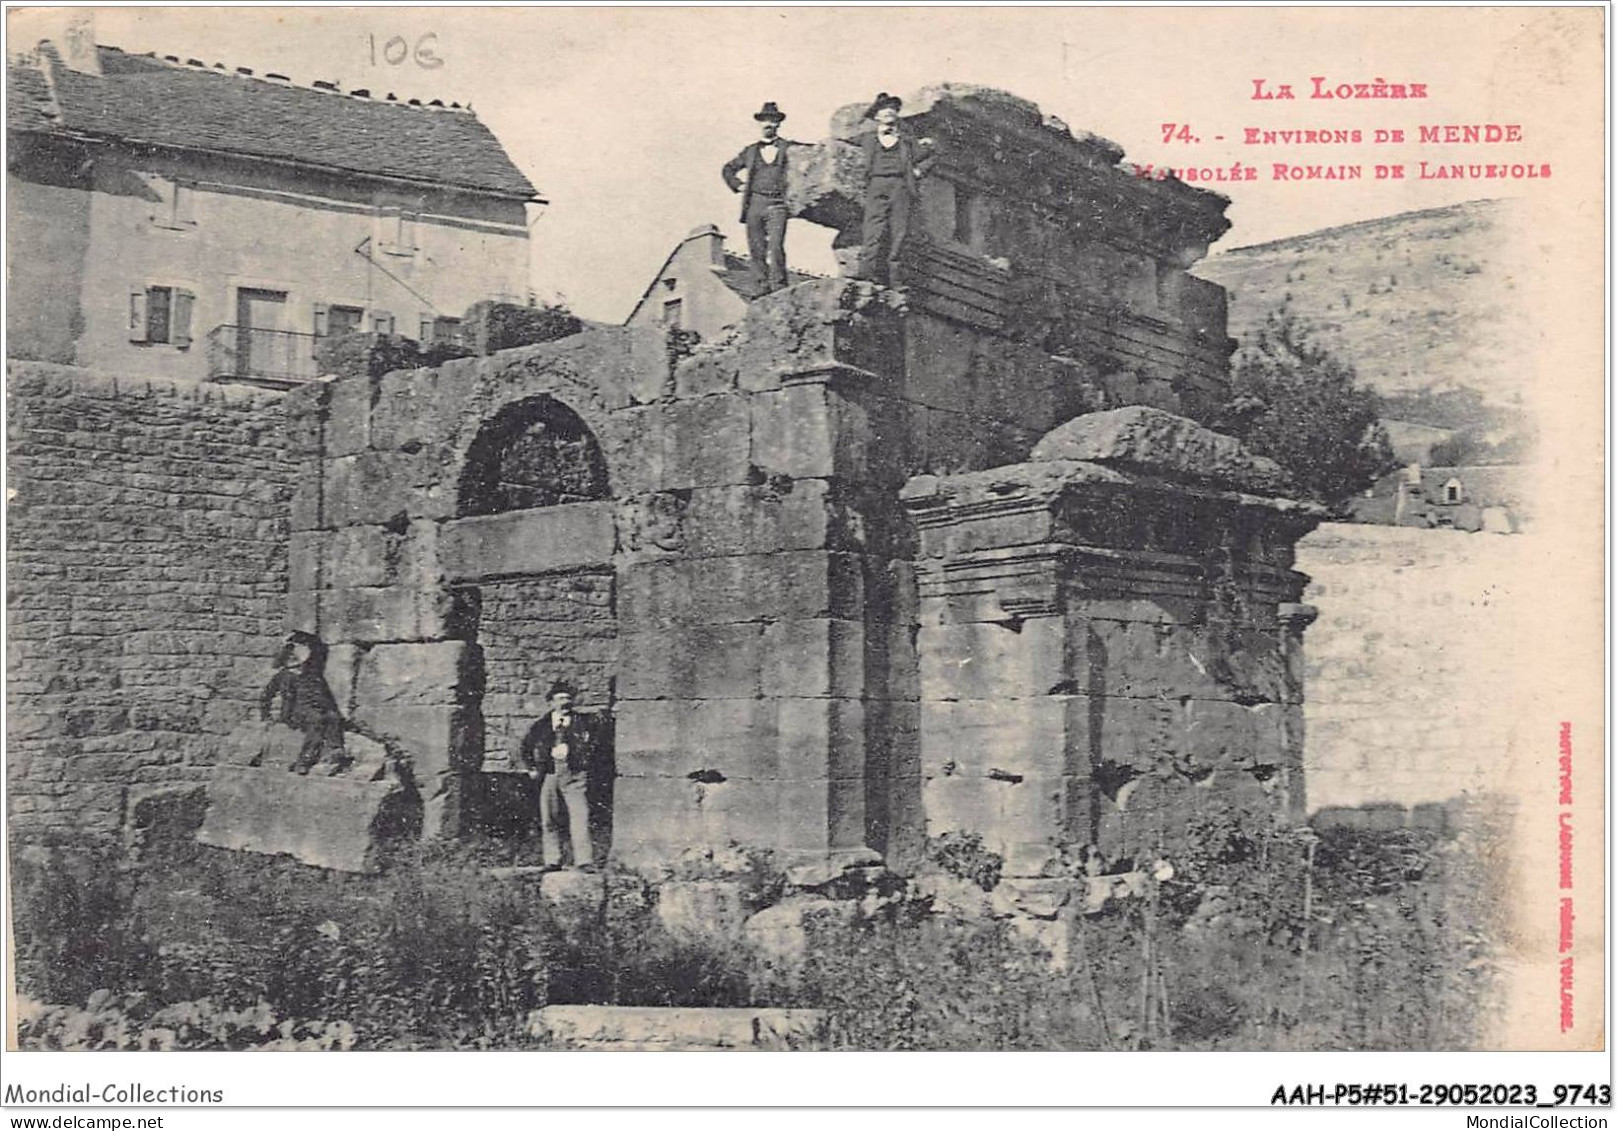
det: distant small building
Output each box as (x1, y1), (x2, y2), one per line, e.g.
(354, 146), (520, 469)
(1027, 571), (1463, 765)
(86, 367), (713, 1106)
(7, 35), (541, 386)
(624, 224), (814, 340)
(1346, 463), (1525, 532)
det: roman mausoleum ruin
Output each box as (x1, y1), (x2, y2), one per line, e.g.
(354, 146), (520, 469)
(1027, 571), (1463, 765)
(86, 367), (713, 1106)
(198, 84), (1324, 894)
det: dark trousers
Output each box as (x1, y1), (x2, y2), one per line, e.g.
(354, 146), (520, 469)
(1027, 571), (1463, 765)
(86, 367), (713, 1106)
(858, 177), (913, 285)
(746, 201), (789, 294)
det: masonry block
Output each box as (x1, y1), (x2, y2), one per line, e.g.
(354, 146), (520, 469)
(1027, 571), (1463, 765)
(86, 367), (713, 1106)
(325, 375), (373, 458)
(288, 531), (328, 594)
(351, 701), (480, 780)
(371, 368), (455, 453)
(618, 624), (764, 701)
(197, 766), (417, 873)
(777, 778), (866, 851)
(921, 697), (1069, 779)
(615, 699), (777, 780)
(326, 452), (418, 527)
(663, 394), (751, 488)
(683, 480), (838, 558)
(355, 642), (481, 708)
(324, 586), (420, 644)
(762, 618), (865, 699)
(326, 525), (394, 589)
(439, 503), (615, 582)
(289, 465), (324, 533)
(777, 697), (865, 781)
(920, 616), (1065, 701)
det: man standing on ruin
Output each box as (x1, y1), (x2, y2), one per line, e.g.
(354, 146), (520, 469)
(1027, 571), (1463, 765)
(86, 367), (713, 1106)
(855, 92), (936, 286)
(721, 101), (794, 295)
(519, 680), (605, 870)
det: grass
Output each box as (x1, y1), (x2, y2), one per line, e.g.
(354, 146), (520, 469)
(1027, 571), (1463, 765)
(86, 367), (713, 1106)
(9, 809), (1505, 1051)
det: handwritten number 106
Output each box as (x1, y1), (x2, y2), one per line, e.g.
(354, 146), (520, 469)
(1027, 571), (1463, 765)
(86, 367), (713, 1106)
(369, 33), (443, 69)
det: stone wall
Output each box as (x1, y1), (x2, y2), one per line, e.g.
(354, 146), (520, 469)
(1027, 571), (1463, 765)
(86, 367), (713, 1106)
(6, 361), (292, 841)
(477, 571), (617, 768)
(1297, 522), (1527, 812)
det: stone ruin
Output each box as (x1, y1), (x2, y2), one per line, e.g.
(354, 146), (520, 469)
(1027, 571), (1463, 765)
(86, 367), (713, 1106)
(199, 84), (1324, 937)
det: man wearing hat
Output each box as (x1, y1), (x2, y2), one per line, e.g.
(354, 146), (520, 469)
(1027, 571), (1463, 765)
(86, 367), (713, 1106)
(518, 680), (606, 870)
(856, 92), (936, 286)
(721, 101), (795, 295)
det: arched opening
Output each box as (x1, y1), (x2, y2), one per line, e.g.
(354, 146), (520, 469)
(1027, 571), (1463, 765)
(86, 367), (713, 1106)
(448, 395), (618, 856)
(458, 395), (609, 517)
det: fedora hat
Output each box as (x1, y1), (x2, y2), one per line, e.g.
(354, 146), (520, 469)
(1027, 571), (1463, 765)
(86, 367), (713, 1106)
(864, 91), (903, 119)
(753, 101), (786, 122)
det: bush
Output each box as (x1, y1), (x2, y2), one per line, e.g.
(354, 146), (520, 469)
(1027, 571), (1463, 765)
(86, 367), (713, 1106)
(7, 813), (1504, 1050)
(462, 300), (583, 354)
(1218, 309), (1398, 508)
(925, 831), (1004, 892)
(9, 846), (155, 1007)
(314, 332), (425, 381)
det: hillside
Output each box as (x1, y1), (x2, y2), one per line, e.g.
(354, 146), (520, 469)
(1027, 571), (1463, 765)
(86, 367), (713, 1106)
(1193, 199), (1529, 438)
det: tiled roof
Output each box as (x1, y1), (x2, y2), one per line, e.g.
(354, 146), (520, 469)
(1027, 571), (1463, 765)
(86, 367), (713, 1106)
(6, 49), (57, 132)
(1419, 464), (1525, 509)
(7, 43), (538, 199)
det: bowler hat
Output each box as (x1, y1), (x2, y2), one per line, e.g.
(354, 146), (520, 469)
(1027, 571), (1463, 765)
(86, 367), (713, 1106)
(753, 101), (786, 122)
(864, 92), (903, 119)
(546, 679), (578, 699)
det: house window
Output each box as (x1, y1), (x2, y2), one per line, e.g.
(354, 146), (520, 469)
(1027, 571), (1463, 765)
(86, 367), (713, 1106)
(314, 304), (365, 338)
(662, 298), (683, 327)
(128, 284), (194, 347)
(1444, 478), (1463, 504)
(419, 315), (462, 346)
(371, 311), (395, 336)
(379, 206), (419, 255)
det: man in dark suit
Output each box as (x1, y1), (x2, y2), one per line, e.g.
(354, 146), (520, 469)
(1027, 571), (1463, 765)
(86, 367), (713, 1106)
(855, 92), (937, 286)
(518, 680), (607, 870)
(721, 101), (794, 295)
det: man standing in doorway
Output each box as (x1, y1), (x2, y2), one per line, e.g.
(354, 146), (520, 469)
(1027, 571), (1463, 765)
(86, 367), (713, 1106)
(721, 101), (794, 296)
(519, 680), (605, 870)
(855, 92), (936, 286)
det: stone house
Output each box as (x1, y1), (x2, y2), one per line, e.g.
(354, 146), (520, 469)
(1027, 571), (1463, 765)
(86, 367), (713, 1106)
(6, 36), (540, 387)
(1346, 462), (1524, 532)
(624, 223), (815, 340)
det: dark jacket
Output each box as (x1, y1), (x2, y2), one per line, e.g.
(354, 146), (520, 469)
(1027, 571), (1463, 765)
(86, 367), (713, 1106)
(722, 139), (798, 223)
(261, 665), (341, 732)
(860, 131), (936, 199)
(518, 710), (606, 777)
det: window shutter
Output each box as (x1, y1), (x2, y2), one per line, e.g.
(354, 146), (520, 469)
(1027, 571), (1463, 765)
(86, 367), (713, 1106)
(419, 315), (434, 344)
(313, 303), (329, 337)
(172, 288), (194, 348)
(372, 311), (394, 336)
(128, 287), (149, 342)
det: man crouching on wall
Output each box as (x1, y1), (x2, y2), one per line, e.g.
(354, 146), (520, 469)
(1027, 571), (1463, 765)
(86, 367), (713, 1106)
(518, 680), (606, 870)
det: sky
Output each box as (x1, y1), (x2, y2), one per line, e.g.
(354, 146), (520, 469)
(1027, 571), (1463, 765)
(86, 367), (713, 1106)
(8, 6), (1602, 321)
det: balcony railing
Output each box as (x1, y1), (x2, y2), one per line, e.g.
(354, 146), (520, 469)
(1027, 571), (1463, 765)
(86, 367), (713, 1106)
(207, 325), (320, 388)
